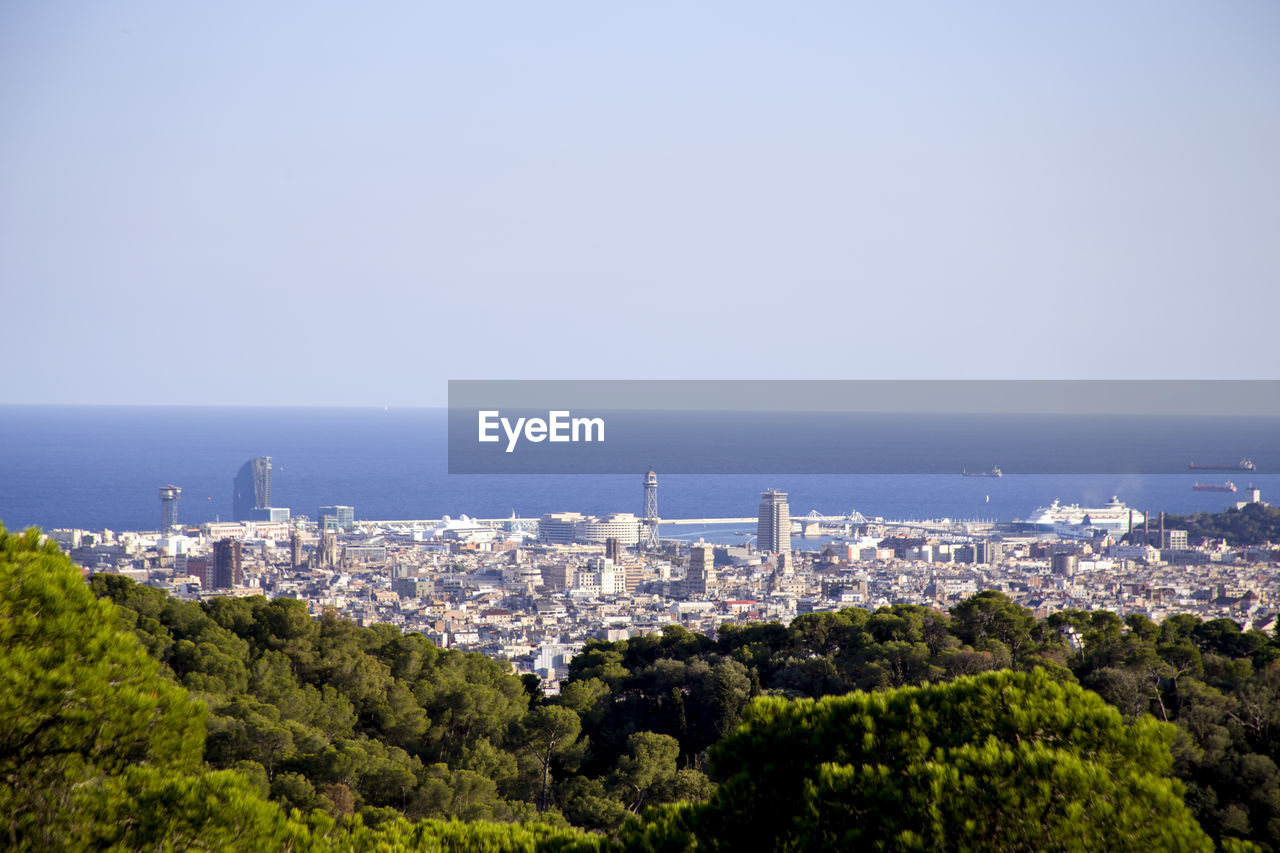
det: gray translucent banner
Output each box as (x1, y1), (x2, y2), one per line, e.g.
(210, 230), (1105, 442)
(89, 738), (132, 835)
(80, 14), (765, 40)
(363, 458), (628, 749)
(448, 380), (1280, 475)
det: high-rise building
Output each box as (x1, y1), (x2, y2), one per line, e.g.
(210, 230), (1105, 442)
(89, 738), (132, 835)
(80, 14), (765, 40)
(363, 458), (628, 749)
(757, 490), (791, 554)
(159, 485), (181, 532)
(683, 543), (716, 597)
(233, 457), (272, 522)
(212, 538), (243, 589)
(289, 530), (303, 567)
(318, 505), (355, 532)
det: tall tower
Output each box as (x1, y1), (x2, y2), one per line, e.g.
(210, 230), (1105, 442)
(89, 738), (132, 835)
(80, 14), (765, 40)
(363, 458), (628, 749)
(233, 456), (272, 522)
(641, 470), (660, 549)
(158, 485), (181, 533)
(757, 489), (791, 554)
(212, 538), (243, 589)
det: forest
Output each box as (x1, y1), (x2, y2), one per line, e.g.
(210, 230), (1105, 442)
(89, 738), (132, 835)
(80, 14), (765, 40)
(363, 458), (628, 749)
(3, 523), (1279, 850)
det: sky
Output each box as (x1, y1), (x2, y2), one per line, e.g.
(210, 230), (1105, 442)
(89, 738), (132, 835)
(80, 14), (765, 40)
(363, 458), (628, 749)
(2, 2), (1278, 406)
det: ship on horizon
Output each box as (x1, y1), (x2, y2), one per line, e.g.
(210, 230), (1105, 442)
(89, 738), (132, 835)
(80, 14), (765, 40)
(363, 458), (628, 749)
(1193, 482), (1237, 493)
(1188, 458), (1255, 471)
(962, 466), (1002, 478)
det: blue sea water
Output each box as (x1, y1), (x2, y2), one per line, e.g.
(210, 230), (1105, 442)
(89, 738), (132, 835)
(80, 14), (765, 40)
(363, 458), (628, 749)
(0, 406), (1275, 533)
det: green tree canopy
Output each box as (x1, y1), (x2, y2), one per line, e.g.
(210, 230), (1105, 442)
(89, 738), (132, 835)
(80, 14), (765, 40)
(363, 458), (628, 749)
(0, 526), (206, 848)
(684, 668), (1212, 852)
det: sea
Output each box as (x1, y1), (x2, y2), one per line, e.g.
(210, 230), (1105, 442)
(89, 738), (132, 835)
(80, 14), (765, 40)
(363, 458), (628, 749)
(1, 406), (1275, 538)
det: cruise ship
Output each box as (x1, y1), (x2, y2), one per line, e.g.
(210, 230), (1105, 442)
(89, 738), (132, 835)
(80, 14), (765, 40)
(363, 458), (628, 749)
(1020, 496), (1144, 536)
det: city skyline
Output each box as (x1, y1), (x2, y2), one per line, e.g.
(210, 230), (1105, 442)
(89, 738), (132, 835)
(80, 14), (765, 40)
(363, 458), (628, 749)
(3, 4), (1278, 846)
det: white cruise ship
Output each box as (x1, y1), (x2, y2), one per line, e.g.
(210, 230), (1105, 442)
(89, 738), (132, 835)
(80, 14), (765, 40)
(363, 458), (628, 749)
(1021, 496), (1144, 536)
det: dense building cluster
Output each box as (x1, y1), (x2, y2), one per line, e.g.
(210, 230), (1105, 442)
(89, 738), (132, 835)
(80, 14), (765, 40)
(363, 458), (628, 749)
(52, 490), (1279, 694)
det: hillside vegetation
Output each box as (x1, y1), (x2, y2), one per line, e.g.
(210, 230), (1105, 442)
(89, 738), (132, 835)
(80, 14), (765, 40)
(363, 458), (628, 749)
(1157, 502), (1280, 547)
(4, 523), (1279, 850)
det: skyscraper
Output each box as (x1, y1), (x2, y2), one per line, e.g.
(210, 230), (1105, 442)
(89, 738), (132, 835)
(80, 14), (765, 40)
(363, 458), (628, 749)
(757, 490), (791, 554)
(158, 484), (181, 532)
(212, 538), (243, 589)
(233, 456), (272, 522)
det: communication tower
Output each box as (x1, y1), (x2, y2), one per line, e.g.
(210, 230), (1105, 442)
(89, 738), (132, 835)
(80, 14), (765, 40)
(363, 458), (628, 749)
(642, 469), (660, 549)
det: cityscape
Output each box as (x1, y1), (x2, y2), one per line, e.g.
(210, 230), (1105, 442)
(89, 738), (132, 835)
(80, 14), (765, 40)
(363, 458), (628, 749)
(5, 2), (1278, 846)
(54, 457), (1279, 692)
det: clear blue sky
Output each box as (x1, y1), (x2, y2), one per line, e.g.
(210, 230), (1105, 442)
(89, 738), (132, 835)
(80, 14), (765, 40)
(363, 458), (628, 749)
(2, 2), (1277, 406)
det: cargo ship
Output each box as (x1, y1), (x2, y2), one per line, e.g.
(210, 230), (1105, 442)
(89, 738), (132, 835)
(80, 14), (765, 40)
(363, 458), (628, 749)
(962, 466), (1002, 478)
(1188, 458), (1255, 471)
(1193, 482), (1237, 493)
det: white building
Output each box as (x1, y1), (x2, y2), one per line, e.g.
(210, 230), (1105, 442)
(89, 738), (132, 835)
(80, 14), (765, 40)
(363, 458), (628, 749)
(539, 512), (587, 545)
(577, 513), (642, 547)
(538, 512), (641, 547)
